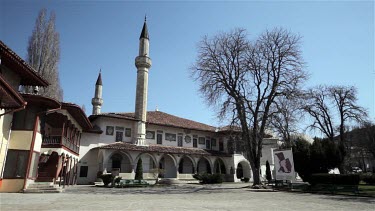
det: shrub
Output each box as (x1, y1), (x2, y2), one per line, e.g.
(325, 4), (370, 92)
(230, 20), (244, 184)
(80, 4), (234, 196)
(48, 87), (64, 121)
(135, 159), (143, 181)
(97, 171), (103, 178)
(309, 174), (360, 186)
(266, 160), (272, 182)
(193, 173), (223, 184)
(241, 177), (250, 183)
(100, 174), (115, 186)
(114, 177), (122, 185)
(361, 174), (375, 185)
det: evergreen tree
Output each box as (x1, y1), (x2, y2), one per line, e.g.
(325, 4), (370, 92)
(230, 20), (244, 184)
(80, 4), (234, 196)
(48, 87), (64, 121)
(135, 158), (143, 181)
(292, 138), (312, 181)
(26, 8), (63, 100)
(265, 160), (272, 182)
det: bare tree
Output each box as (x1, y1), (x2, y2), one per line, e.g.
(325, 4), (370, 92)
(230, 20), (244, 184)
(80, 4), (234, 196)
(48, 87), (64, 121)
(269, 95), (303, 147)
(303, 86), (335, 141)
(192, 28), (307, 185)
(329, 85), (367, 145)
(360, 122), (375, 159)
(303, 85), (368, 172)
(26, 8), (63, 100)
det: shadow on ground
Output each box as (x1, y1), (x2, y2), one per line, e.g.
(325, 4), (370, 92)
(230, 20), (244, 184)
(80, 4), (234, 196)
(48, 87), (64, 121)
(65, 185), (249, 195)
(284, 191), (375, 204)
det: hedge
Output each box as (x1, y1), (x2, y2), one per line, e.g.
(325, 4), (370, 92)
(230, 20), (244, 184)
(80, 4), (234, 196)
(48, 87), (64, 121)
(309, 174), (360, 186)
(193, 173), (223, 184)
(100, 174), (115, 186)
(361, 174), (375, 185)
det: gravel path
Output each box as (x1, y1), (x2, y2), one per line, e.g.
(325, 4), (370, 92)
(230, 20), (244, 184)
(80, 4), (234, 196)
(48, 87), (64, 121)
(0, 184), (374, 210)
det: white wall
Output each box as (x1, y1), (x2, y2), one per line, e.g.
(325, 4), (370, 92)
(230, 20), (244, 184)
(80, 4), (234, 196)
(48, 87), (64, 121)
(144, 124), (220, 150)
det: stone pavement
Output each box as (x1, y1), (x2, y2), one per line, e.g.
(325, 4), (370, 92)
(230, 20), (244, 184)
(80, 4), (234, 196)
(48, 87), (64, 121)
(0, 183), (374, 210)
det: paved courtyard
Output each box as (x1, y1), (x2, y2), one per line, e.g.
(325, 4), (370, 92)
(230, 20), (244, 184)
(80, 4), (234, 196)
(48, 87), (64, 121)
(1, 183), (374, 210)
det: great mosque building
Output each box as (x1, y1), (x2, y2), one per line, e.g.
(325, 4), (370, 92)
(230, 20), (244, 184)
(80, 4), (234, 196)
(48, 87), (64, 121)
(0, 19), (278, 192)
(77, 19), (278, 184)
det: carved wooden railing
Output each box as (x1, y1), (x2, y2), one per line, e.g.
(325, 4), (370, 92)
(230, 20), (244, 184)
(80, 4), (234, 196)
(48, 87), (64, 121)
(42, 136), (79, 154)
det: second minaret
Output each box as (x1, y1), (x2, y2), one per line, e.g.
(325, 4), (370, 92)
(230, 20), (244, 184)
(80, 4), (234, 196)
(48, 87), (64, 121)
(134, 18), (152, 145)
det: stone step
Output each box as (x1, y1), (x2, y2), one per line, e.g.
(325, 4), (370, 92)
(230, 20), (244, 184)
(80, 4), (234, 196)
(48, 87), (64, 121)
(24, 189), (63, 193)
(28, 184), (58, 187)
(26, 187), (62, 190)
(24, 182), (63, 193)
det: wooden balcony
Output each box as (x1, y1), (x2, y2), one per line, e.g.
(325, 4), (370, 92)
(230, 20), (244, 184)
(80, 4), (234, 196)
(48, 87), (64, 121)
(42, 135), (79, 154)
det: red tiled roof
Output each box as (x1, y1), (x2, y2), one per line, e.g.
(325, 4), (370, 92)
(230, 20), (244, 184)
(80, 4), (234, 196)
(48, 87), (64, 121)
(90, 111), (217, 132)
(20, 94), (92, 130)
(218, 125), (242, 133)
(95, 142), (231, 157)
(0, 40), (49, 86)
(62, 102), (92, 130)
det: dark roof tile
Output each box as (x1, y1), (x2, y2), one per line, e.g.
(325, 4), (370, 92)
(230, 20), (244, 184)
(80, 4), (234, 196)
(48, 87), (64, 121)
(91, 111), (217, 132)
(95, 142), (231, 157)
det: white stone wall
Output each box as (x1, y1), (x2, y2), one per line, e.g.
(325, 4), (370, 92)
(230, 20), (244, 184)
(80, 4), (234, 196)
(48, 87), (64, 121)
(78, 116), (284, 184)
(89, 117), (135, 144)
(144, 124), (220, 150)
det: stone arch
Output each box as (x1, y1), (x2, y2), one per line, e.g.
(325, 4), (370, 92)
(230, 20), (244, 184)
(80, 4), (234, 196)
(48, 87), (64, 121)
(214, 158), (227, 174)
(107, 151), (133, 173)
(159, 154), (177, 178)
(134, 153), (157, 174)
(236, 159), (251, 179)
(178, 155), (195, 174)
(197, 157), (212, 174)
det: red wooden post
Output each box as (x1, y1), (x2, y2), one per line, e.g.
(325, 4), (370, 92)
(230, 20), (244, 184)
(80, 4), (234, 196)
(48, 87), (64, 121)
(60, 121), (66, 145)
(67, 156), (72, 186)
(78, 133), (81, 153)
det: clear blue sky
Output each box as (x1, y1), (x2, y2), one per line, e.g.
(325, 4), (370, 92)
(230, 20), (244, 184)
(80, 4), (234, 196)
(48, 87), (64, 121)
(1, 0), (374, 130)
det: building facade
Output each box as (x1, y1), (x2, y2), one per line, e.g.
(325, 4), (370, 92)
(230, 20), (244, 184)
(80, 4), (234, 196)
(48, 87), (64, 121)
(77, 20), (278, 185)
(0, 41), (91, 192)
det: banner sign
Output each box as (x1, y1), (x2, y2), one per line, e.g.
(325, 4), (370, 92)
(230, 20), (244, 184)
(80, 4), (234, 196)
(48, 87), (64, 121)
(273, 149), (295, 181)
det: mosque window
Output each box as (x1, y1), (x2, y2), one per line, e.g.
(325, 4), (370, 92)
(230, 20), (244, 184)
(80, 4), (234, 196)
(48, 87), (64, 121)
(211, 138), (216, 147)
(206, 139), (211, 149)
(193, 138), (198, 148)
(219, 141), (224, 151)
(116, 131), (123, 142)
(178, 135), (183, 147)
(198, 137), (205, 144)
(125, 128), (131, 137)
(165, 133), (176, 141)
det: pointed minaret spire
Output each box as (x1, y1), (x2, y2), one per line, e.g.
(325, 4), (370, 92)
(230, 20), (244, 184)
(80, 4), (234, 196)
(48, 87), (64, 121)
(96, 69), (102, 85)
(134, 18), (152, 145)
(92, 70), (103, 115)
(140, 15), (149, 39)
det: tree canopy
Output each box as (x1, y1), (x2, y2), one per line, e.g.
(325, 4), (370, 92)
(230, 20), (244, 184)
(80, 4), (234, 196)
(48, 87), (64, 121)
(26, 8), (63, 100)
(192, 28), (307, 185)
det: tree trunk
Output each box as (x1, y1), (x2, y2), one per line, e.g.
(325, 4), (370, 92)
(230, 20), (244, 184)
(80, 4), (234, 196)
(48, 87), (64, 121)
(252, 168), (261, 186)
(249, 156), (262, 186)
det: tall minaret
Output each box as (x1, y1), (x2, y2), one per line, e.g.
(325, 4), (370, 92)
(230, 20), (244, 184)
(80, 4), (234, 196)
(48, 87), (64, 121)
(134, 17), (152, 145)
(91, 70), (103, 115)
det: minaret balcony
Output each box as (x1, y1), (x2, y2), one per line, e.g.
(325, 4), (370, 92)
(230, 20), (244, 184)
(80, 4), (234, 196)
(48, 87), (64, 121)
(92, 98), (103, 105)
(135, 56), (152, 69)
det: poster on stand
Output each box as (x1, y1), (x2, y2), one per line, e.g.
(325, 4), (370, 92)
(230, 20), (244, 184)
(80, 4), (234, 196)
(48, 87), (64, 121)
(273, 149), (295, 182)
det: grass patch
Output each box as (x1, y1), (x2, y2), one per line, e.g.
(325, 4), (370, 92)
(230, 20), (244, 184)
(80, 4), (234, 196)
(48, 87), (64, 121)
(358, 185), (375, 197)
